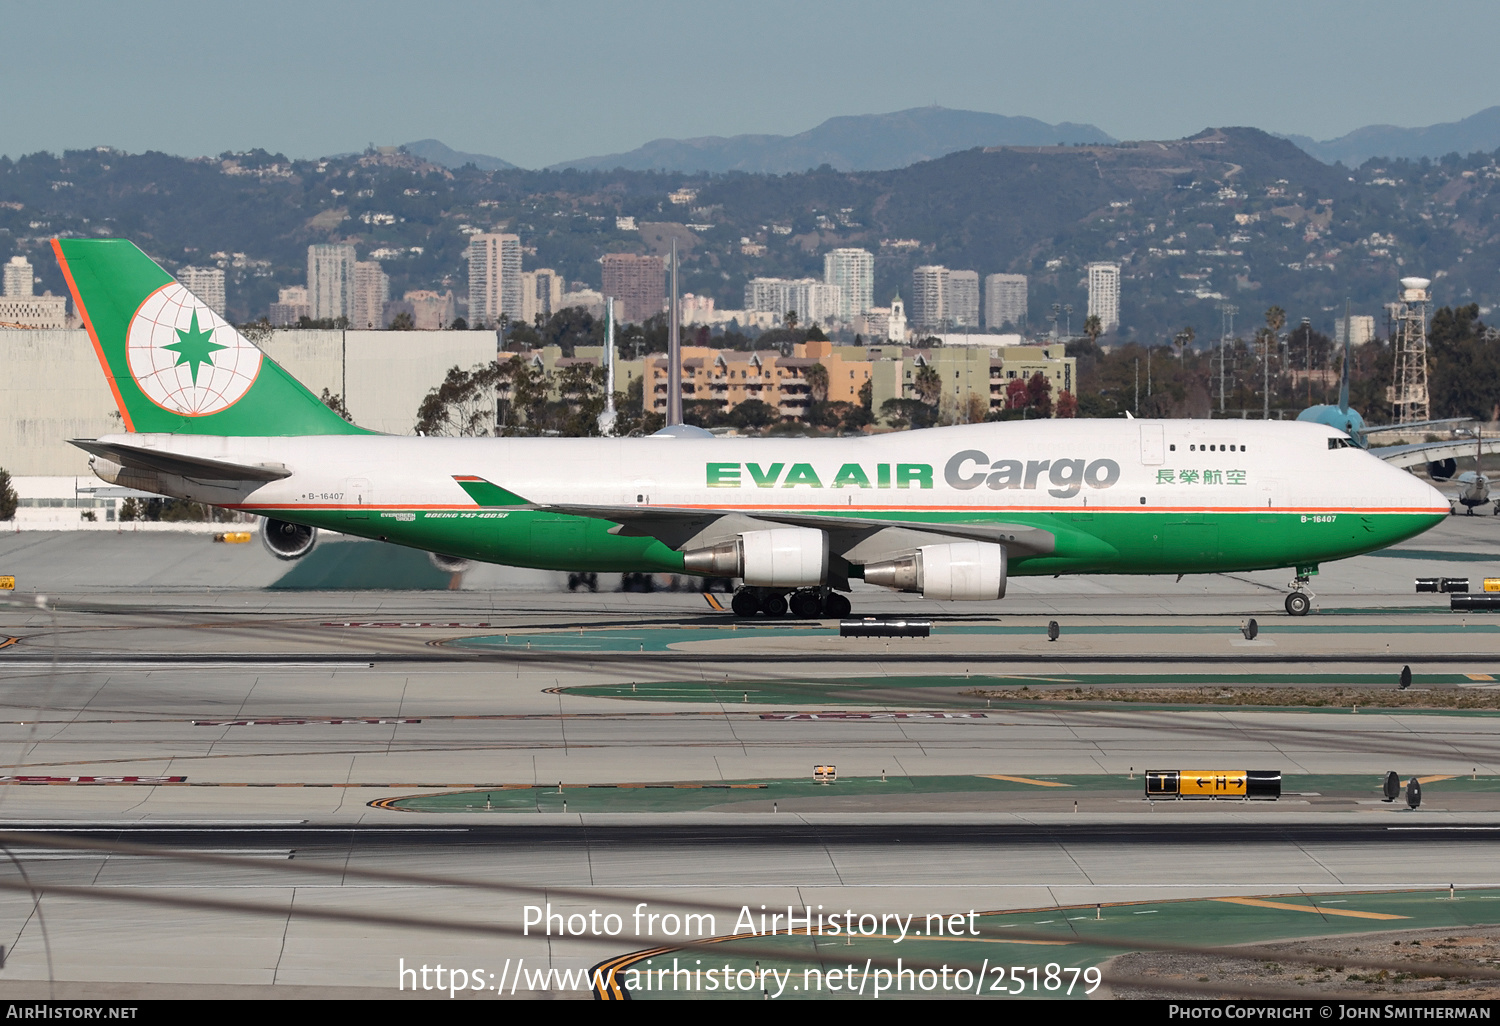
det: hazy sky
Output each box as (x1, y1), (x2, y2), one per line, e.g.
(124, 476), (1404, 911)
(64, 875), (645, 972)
(4, 0), (1498, 168)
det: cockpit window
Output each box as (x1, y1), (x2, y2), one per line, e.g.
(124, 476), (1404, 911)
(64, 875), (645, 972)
(1327, 437), (1353, 450)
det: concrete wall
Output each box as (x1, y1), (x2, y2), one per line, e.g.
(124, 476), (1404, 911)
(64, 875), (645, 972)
(340, 330), (498, 434)
(2, 328), (502, 475)
(0, 329), (120, 475)
(261, 329), (500, 435)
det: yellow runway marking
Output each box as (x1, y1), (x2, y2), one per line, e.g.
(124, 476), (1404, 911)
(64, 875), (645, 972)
(1212, 897), (1407, 920)
(981, 774), (1073, 788)
(701, 592), (725, 611)
(1417, 774), (1456, 784)
(1465, 674), (1495, 681)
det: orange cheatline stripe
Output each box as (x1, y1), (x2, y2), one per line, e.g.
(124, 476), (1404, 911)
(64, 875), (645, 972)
(226, 502), (1439, 515)
(1212, 897), (1407, 920)
(980, 774), (1072, 788)
(52, 238), (133, 432)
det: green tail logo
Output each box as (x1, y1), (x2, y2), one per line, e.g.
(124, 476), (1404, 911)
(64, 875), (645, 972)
(53, 238), (366, 436)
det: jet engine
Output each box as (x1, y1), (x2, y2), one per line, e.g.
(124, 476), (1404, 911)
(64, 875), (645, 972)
(1427, 458), (1458, 482)
(864, 541), (1007, 601)
(261, 518), (318, 560)
(428, 552), (474, 574)
(682, 527), (828, 587)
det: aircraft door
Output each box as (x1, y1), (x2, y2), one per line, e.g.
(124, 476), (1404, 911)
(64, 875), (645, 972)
(345, 478), (372, 519)
(1139, 425), (1165, 465)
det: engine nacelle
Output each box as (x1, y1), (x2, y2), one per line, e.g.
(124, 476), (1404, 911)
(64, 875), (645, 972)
(864, 542), (1007, 601)
(261, 518), (318, 561)
(1427, 458), (1458, 482)
(682, 527), (828, 587)
(428, 552), (474, 574)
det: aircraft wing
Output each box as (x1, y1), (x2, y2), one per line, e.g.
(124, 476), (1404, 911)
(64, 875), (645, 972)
(452, 476), (1108, 560)
(69, 439), (291, 482)
(539, 502), (1060, 557)
(1370, 438), (1500, 470)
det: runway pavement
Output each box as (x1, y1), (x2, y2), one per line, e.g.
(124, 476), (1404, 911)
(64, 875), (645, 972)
(0, 522), (1496, 996)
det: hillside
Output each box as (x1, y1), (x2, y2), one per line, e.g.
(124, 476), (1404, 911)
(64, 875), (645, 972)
(549, 106), (1115, 173)
(4, 129), (1500, 344)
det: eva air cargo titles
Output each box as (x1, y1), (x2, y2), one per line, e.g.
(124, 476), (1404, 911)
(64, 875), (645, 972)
(55, 239), (1449, 619)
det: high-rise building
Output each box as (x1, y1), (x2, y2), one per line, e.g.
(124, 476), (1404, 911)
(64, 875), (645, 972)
(308, 244), (356, 322)
(911, 265), (948, 329)
(948, 270), (980, 330)
(521, 268), (564, 325)
(985, 273), (1028, 331)
(744, 277), (843, 324)
(351, 261), (389, 329)
(4, 255), (34, 297)
(269, 285), (310, 326)
(177, 266), (227, 317)
(601, 253), (665, 325)
(1334, 314), (1376, 347)
(405, 290), (458, 330)
(468, 233), (523, 328)
(1087, 262), (1121, 334)
(823, 248), (874, 321)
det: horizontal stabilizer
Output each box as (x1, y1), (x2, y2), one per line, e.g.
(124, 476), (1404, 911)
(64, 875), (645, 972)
(69, 439), (290, 482)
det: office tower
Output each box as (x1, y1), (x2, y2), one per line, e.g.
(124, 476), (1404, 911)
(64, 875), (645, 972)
(521, 268), (564, 325)
(4, 255), (33, 297)
(985, 273), (1028, 331)
(468, 233), (522, 328)
(308, 243), (356, 322)
(404, 290), (457, 330)
(947, 270), (980, 330)
(1087, 262), (1121, 334)
(351, 261), (389, 329)
(601, 253), (665, 324)
(269, 285), (310, 326)
(744, 278), (842, 324)
(911, 265), (948, 329)
(1334, 314), (1376, 347)
(823, 248), (874, 321)
(177, 266), (227, 317)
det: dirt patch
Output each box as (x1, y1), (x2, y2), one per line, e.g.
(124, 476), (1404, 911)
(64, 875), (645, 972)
(1104, 925), (1500, 999)
(965, 686), (1500, 710)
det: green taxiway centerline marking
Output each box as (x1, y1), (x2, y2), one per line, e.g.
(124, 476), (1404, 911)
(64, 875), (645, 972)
(607, 887), (1500, 1001)
(377, 773), (1500, 814)
(554, 673), (1500, 710)
(446, 622), (1500, 654)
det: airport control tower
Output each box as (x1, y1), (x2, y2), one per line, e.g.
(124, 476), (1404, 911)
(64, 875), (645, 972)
(1388, 276), (1431, 425)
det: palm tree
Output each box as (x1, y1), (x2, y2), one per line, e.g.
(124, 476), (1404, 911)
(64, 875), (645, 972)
(1083, 314), (1103, 346)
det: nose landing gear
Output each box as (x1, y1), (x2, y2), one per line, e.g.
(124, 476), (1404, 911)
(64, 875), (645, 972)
(1284, 571), (1315, 617)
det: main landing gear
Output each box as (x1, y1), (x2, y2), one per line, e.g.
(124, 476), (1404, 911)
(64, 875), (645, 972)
(1284, 573), (1314, 617)
(731, 586), (851, 619)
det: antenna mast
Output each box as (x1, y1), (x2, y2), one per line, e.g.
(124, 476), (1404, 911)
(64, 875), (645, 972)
(597, 296), (617, 436)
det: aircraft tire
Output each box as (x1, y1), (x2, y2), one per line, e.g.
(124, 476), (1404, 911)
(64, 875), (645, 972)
(761, 593), (789, 618)
(825, 592), (852, 618)
(788, 590), (823, 618)
(1285, 592), (1311, 617)
(730, 590), (760, 618)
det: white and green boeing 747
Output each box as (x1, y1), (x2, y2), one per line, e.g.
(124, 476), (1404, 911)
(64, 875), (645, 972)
(56, 239), (1448, 617)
